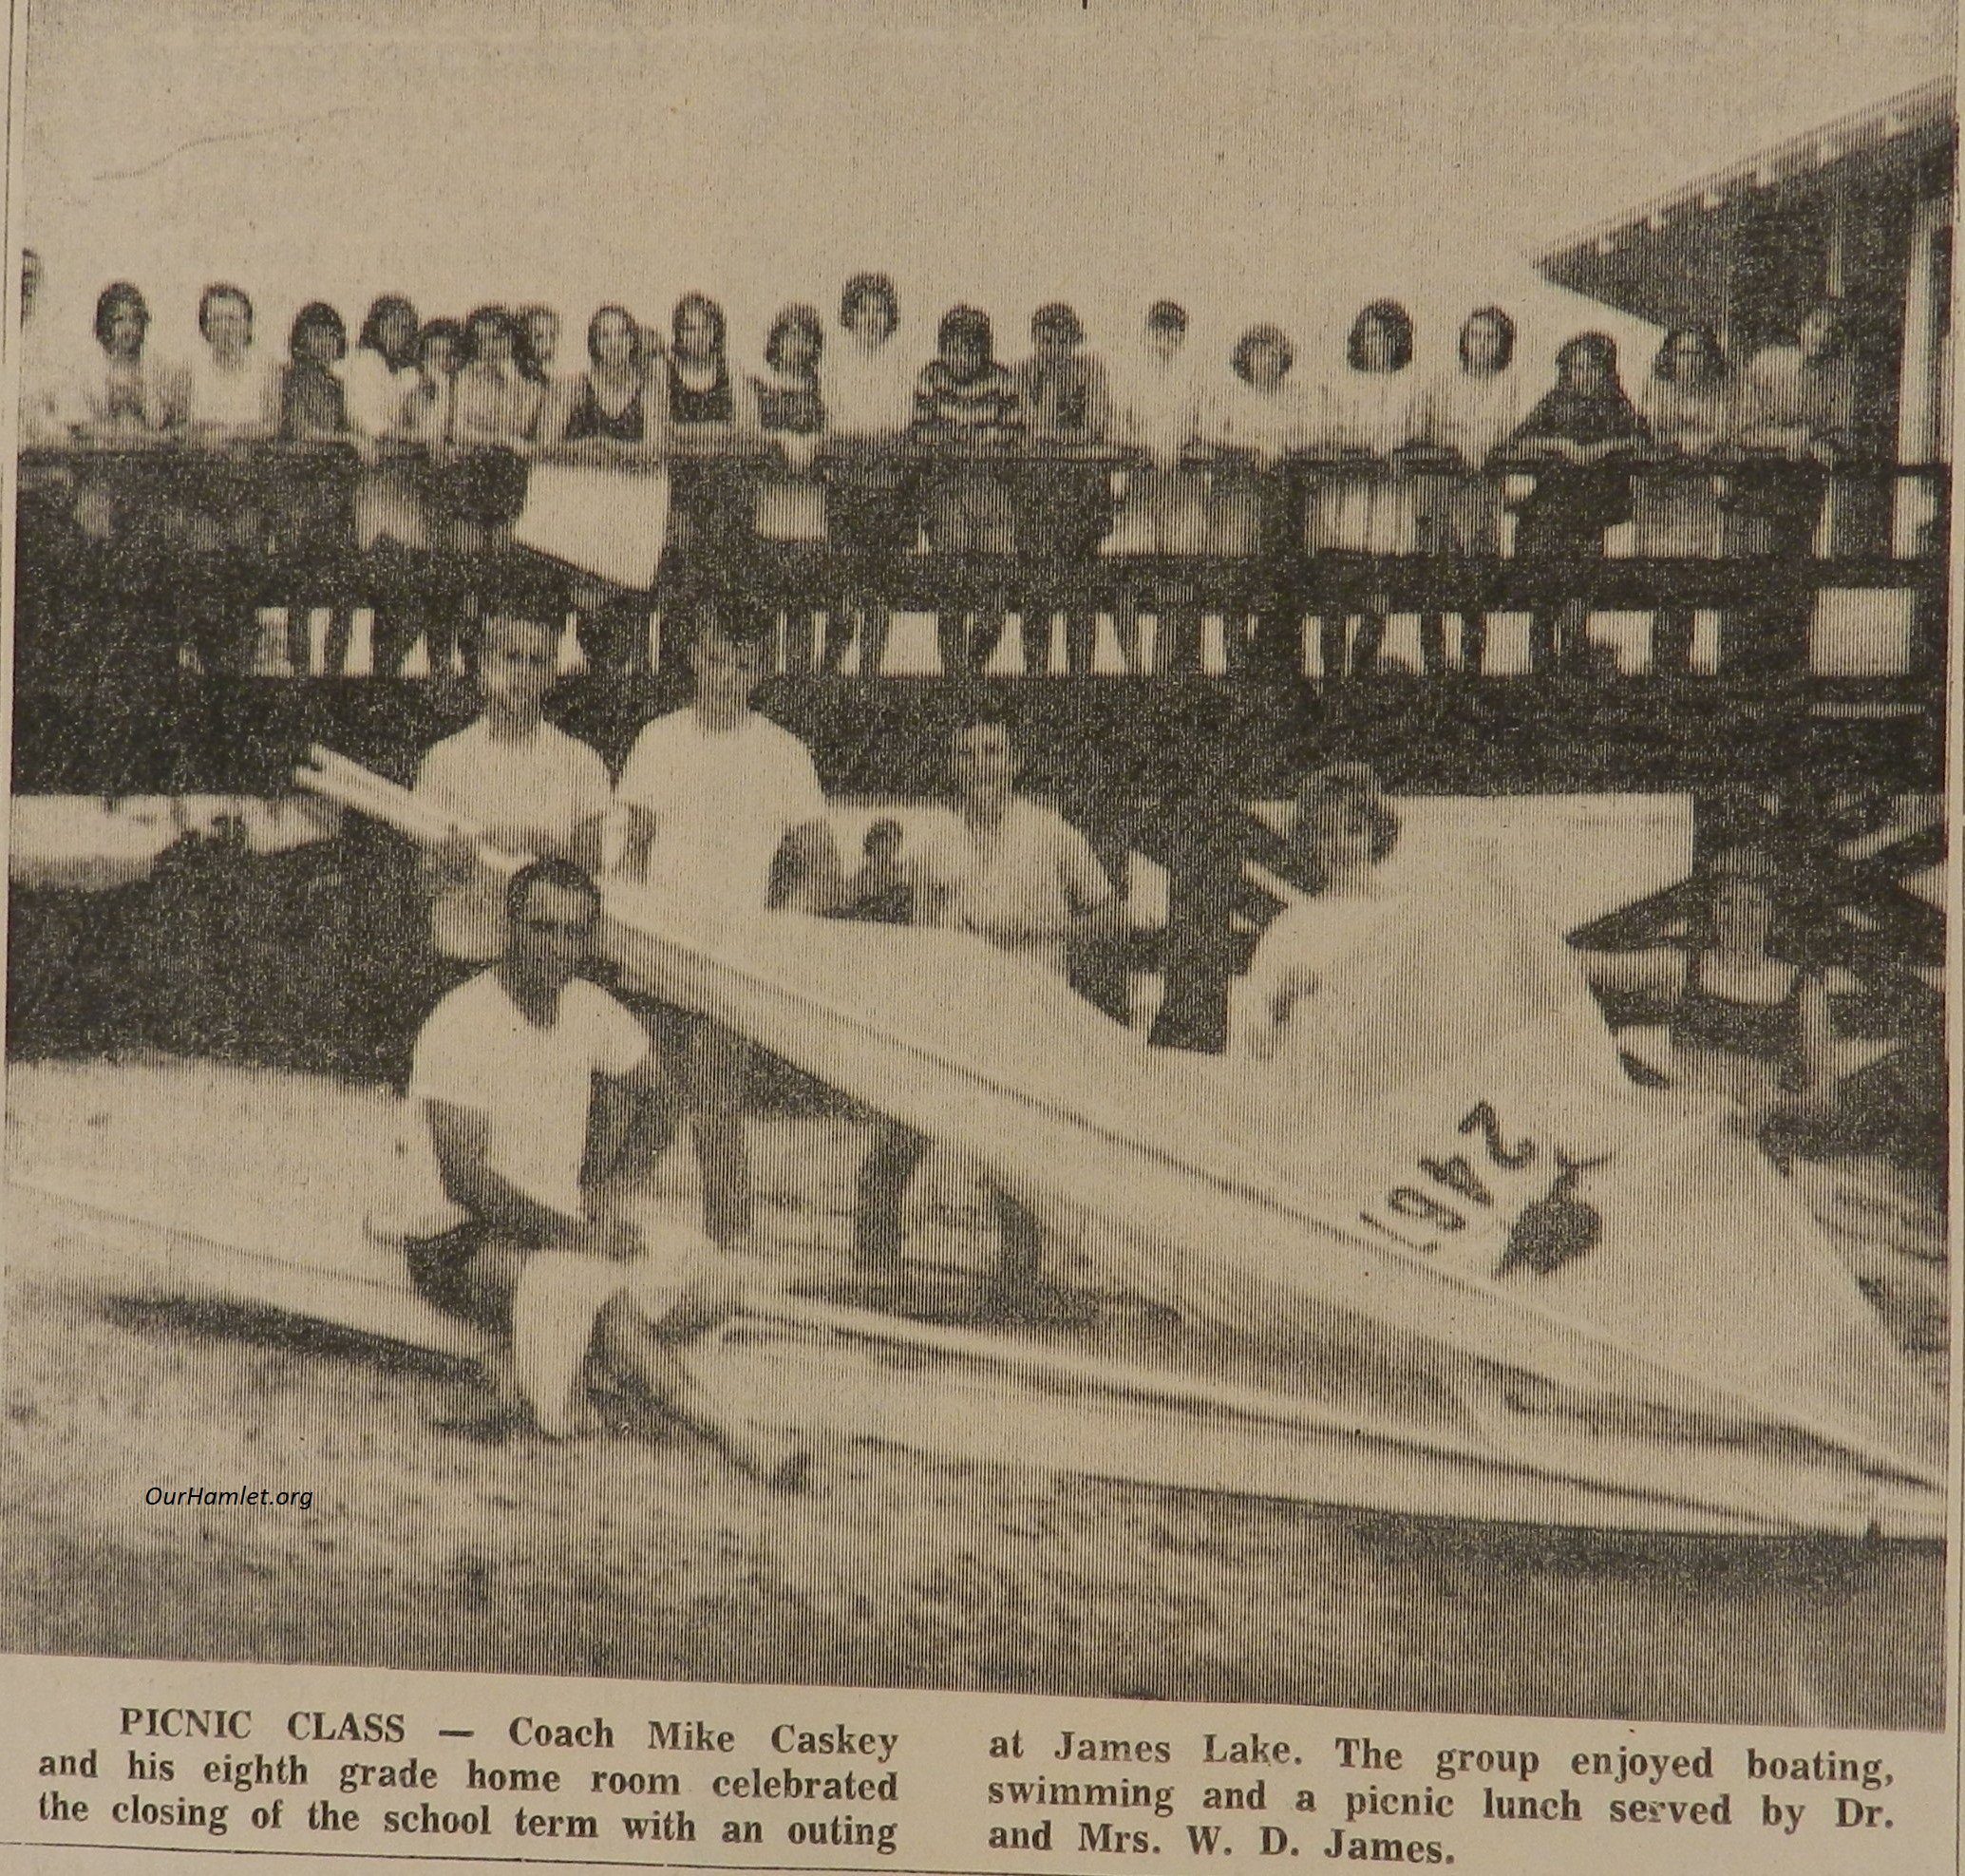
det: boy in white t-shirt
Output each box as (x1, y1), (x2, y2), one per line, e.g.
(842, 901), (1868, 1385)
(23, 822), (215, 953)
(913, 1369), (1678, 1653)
(403, 858), (804, 1483)
(413, 613), (613, 991)
(611, 609), (842, 1244)
(855, 704), (1125, 1319)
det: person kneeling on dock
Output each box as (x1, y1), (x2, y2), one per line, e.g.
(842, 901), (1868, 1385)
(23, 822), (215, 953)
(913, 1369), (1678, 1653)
(397, 856), (807, 1485)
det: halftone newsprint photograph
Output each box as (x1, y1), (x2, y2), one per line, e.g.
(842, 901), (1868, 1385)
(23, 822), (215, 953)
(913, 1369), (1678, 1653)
(0, 0), (1957, 1870)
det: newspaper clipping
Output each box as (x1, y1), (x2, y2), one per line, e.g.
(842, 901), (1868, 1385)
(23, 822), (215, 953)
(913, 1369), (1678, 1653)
(1, 0), (1957, 1871)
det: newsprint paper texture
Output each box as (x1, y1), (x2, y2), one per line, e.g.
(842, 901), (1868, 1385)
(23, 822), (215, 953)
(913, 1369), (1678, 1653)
(0, 0), (1959, 1871)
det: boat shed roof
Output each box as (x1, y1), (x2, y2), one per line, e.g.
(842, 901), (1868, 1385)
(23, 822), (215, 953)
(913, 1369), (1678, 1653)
(1535, 79), (1956, 326)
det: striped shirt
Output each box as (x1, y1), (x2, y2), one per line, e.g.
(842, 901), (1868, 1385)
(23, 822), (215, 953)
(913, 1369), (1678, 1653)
(913, 359), (1023, 432)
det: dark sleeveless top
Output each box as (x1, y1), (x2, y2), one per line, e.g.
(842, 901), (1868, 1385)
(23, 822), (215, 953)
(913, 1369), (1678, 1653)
(667, 354), (733, 425)
(563, 372), (645, 444)
(750, 374), (824, 436)
(1669, 951), (1804, 1068)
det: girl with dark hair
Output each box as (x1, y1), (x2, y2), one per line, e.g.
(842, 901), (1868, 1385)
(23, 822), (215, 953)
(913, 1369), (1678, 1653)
(1207, 323), (1312, 459)
(70, 283), (178, 680)
(1634, 326), (1737, 673)
(913, 305), (1022, 670)
(393, 318), (472, 675)
(1313, 299), (1427, 679)
(1578, 844), (1833, 1126)
(657, 294), (746, 650)
(517, 303), (562, 387)
(1011, 301), (1115, 674)
(1509, 331), (1648, 672)
(746, 303), (826, 437)
(535, 305), (670, 675)
(342, 294), (428, 677)
(273, 302), (354, 673)
(346, 294), (420, 438)
(1417, 307), (1521, 674)
(453, 303), (545, 451)
(824, 271), (916, 675)
(541, 305), (665, 452)
(400, 318), (465, 446)
(665, 293), (735, 426)
(173, 283), (276, 672)
(77, 282), (174, 434)
(280, 301), (349, 438)
(742, 304), (829, 670)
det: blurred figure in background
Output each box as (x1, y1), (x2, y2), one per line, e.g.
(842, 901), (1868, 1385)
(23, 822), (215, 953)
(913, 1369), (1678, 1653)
(518, 302), (564, 390)
(1634, 325), (1736, 674)
(914, 303), (1023, 671)
(1202, 323), (1312, 672)
(1417, 305), (1521, 675)
(176, 283), (278, 673)
(823, 271), (916, 676)
(1509, 331), (1647, 673)
(1734, 299), (1857, 678)
(1012, 301), (1114, 674)
(345, 294), (429, 677)
(1313, 298), (1427, 679)
(75, 280), (175, 436)
(538, 303), (669, 675)
(400, 316), (472, 674)
(1108, 299), (1207, 673)
(274, 300), (353, 675)
(742, 303), (830, 670)
(658, 292), (746, 641)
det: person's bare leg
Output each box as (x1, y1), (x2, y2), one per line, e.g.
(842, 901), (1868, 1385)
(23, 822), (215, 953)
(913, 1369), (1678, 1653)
(432, 1242), (538, 1440)
(686, 1022), (753, 1246)
(596, 1290), (807, 1486)
(1112, 593), (1142, 675)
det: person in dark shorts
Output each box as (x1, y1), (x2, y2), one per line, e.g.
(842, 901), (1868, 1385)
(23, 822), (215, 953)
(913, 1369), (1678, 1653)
(395, 857), (805, 1484)
(853, 705), (1125, 1319)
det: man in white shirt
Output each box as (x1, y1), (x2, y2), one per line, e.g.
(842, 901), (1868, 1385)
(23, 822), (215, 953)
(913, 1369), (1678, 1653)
(612, 609), (842, 1244)
(403, 858), (803, 1483)
(414, 613), (613, 985)
(854, 704), (1124, 1317)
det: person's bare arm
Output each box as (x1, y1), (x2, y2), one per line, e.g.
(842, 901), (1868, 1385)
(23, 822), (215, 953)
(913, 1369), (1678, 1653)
(1066, 898), (1132, 942)
(584, 1055), (680, 1210)
(1577, 945), (1689, 1003)
(425, 1099), (630, 1255)
(566, 810), (609, 875)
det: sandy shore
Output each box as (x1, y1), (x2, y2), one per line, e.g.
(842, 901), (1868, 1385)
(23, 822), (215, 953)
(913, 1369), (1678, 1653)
(1, 1056), (1947, 1726)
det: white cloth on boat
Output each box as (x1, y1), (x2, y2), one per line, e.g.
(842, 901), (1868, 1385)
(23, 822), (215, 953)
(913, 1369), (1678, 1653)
(592, 844), (1944, 1530)
(1237, 855), (1612, 1121)
(512, 461), (671, 589)
(510, 1230), (723, 1435)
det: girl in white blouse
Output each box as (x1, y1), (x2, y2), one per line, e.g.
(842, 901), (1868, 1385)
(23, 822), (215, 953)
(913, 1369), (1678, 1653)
(1417, 306), (1522, 674)
(1312, 299), (1427, 678)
